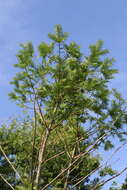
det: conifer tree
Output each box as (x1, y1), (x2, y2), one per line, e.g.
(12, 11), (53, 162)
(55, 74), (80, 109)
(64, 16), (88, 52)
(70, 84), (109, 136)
(1, 25), (127, 190)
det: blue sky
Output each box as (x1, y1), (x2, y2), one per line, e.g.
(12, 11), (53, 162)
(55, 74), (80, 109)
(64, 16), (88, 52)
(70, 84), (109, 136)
(0, 0), (127, 188)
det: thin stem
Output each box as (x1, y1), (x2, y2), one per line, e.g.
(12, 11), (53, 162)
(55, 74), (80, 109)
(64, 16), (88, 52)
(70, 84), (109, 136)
(63, 147), (75, 190)
(91, 167), (127, 190)
(0, 145), (22, 181)
(41, 133), (106, 190)
(0, 173), (15, 190)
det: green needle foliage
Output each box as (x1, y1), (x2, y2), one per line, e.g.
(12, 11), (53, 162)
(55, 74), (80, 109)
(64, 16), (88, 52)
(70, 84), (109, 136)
(0, 25), (127, 190)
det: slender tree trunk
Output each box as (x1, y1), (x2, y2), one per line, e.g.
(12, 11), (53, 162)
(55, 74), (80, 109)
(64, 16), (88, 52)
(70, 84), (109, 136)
(35, 128), (50, 190)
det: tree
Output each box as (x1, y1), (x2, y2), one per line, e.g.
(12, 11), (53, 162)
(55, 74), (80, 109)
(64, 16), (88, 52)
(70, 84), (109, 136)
(1, 25), (127, 190)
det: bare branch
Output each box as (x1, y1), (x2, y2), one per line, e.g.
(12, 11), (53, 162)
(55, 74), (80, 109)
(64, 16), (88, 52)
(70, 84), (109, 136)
(0, 145), (22, 181)
(0, 173), (15, 190)
(41, 133), (106, 190)
(91, 167), (127, 190)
